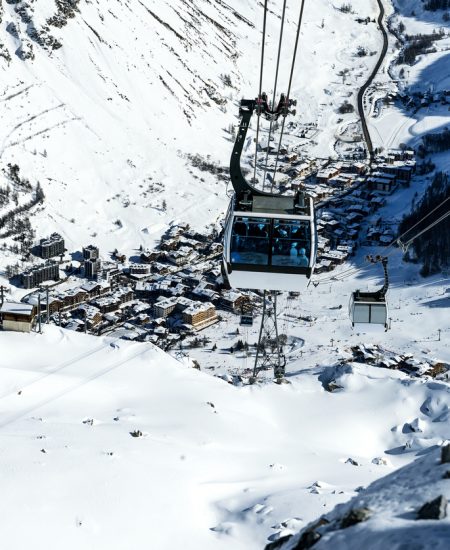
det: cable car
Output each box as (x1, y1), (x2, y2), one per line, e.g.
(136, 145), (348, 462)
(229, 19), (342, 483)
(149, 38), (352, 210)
(239, 299), (254, 326)
(240, 313), (254, 326)
(222, 98), (317, 292)
(349, 256), (389, 330)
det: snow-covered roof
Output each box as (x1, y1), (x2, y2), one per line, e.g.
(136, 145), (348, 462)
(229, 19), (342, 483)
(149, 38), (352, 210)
(0, 302), (34, 315)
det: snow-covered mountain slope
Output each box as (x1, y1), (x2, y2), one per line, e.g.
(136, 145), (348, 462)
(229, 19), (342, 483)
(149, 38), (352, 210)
(0, 325), (449, 550)
(367, 0), (450, 172)
(275, 445), (450, 550)
(0, 0), (383, 254)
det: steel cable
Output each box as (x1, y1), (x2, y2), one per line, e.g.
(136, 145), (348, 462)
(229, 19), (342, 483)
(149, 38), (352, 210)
(271, 0), (307, 190)
(262, 0), (287, 191)
(313, 202), (450, 285)
(253, 0), (269, 187)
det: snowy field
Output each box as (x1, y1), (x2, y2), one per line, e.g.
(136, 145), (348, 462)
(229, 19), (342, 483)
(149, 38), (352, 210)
(0, 0), (383, 258)
(0, 322), (449, 550)
(0, 0), (450, 548)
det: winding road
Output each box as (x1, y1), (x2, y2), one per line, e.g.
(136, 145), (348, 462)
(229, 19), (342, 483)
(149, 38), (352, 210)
(357, 0), (389, 161)
(317, 0), (389, 210)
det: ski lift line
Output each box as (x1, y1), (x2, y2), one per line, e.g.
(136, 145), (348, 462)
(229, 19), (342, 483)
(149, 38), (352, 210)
(262, 0), (288, 191)
(397, 195), (450, 245)
(400, 210), (450, 251)
(313, 192), (450, 286)
(271, 116), (287, 192)
(313, 197), (450, 285)
(254, 0), (269, 187)
(271, 0), (307, 189)
(313, 208), (450, 286)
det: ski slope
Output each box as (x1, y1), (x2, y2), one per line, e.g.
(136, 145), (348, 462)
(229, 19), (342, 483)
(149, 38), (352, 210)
(0, 325), (449, 550)
(0, 0), (383, 256)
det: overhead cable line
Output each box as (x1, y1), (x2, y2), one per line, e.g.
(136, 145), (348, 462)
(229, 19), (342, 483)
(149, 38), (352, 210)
(262, 0), (287, 191)
(397, 195), (450, 249)
(271, 0), (306, 191)
(253, 0), (269, 187)
(314, 195), (450, 284)
(312, 203), (450, 286)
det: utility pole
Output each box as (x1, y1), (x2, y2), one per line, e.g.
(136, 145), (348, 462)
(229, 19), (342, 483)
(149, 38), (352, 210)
(37, 293), (42, 334)
(46, 286), (50, 324)
(0, 285), (6, 306)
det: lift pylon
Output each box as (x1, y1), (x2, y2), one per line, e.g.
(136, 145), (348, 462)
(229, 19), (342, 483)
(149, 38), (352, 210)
(252, 290), (286, 382)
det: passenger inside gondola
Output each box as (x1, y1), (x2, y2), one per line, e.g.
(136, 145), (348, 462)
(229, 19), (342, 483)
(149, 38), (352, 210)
(231, 217), (270, 265)
(271, 219), (310, 267)
(231, 217), (311, 267)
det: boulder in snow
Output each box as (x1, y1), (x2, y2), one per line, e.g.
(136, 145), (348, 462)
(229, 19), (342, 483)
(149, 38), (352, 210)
(417, 495), (447, 520)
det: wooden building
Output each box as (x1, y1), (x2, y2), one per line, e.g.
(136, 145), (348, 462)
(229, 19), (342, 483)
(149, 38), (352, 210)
(0, 302), (35, 332)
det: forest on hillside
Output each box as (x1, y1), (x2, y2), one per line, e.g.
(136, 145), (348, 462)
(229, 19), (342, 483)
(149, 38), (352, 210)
(399, 172), (450, 276)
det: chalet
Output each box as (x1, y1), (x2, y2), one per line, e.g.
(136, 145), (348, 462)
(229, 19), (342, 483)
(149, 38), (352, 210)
(376, 163), (414, 183)
(153, 298), (178, 318)
(113, 287), (134, 305)
(328, 173), (354, 189)
(316, 165), (341, 183)
(182, 302), (218, 331)
(379, 231), (395, 246)
(387, 149), (415, 162)
(140, 250), (162, 263)
(76, 304), (102, 327)
(152, 262), (171, 275)
(0, 302), (35, 332)
(366, 176), (396, 195)
(370, 196), (387, 209)
(219, 290), (248, 312)
(192, 281), (219, 302)
(367, 227), (382, 243)
(166, 247), (196, 266)
(92, 295), (122, 313)
(53, 288), (88, 311)
(135, 281), (159, 299)
(81, 281), (110, 298)
(313, 260), (333, 274)
(320, 250), (348, 265)
(25, 292), (62, 315)
(160, 238), (180, 252)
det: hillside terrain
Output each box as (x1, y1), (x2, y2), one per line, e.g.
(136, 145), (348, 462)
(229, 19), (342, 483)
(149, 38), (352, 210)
(0, 0), (382, 260)
(0, 0), (449, 549)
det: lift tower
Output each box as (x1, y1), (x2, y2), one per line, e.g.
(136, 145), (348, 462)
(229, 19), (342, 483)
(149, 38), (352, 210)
(252, 290), (286, 382)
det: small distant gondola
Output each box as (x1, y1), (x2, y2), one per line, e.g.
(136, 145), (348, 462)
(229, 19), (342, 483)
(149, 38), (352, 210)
(222, 98), (317, 292)
(349, 256), (389, 330)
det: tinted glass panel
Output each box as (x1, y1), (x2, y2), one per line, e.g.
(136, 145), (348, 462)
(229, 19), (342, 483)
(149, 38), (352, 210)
(370, 304), (387, 324)
(354, 303), (370, 323)
(272, 219), (310, 267)
(230, 217), (270, 266)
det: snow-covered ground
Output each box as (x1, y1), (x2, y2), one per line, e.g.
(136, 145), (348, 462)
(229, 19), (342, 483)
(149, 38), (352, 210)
(0, 0), (383, 258)
(368, 0), (450, 164)
(0, 0), (449, 548)
(0, 325), (448, 550)
(280, 445), (450, 549)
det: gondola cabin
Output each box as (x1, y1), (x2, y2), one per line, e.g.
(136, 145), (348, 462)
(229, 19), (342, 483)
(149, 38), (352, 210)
(240, 313), (254, 326)
(349, 290), (388, 328)
(349, 256), (389, 330)
(223, 192), (317, 292)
